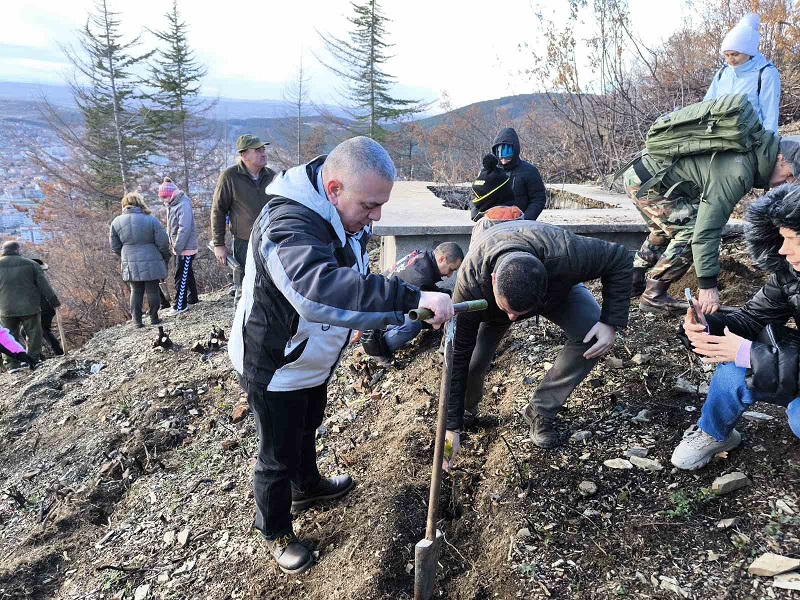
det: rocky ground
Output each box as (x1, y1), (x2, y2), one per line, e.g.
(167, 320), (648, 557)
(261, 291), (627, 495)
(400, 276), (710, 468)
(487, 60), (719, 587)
(1, 239), (799, 600)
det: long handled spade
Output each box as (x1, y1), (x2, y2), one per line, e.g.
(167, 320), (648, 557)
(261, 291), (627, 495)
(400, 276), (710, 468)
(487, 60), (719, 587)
(409, 299), (487, 600)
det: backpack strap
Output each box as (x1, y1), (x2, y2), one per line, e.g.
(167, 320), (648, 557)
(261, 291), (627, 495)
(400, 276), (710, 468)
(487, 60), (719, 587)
(715, 66), (725, 82)
(757, 63), (773, 96)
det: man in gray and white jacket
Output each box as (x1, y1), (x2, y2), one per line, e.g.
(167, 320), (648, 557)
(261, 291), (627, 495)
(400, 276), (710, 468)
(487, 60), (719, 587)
(229, 136), (453, 574)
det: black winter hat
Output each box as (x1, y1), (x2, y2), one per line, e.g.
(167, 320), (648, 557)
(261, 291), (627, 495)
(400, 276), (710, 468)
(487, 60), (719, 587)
(472, 154), (514, 212)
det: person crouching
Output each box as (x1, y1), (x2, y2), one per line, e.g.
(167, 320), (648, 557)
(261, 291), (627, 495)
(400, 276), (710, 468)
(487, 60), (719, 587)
(673, 184), (800, 470)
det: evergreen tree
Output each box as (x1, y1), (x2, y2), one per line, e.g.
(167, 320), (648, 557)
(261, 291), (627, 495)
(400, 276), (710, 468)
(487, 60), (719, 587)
(317, 0), (426, 140)
(146, 0), (217, 194)
(59, 0), (154, 199)
(283, 52), (311, 166)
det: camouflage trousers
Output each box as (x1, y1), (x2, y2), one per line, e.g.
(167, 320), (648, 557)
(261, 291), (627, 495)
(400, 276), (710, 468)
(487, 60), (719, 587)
(624, 166), (697, 283)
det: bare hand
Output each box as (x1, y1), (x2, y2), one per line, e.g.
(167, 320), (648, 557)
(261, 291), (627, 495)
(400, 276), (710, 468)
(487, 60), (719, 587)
(418, 291), (454, 329)
(214, 245), (229, 266)
(688, 326), (746, 363)
(350, 330), (362, 345)
(582, 322), (616, 359)
(443, 430), (460, 472)
(698, 287), (720, 315)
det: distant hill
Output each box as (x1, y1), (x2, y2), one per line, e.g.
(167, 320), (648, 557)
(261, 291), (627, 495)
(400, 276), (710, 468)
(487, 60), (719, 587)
(0, 81), (346, 121)
(0, 81), (568, 159)
(413, 92), (563, 129)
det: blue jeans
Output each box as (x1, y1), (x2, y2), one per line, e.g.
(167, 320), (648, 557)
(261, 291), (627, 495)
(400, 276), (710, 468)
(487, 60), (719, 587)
(698, 362), (800, 441)
(383, 315), (423, 353)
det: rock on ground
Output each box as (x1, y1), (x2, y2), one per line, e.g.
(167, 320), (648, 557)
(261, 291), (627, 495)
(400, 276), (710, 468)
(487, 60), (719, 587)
(748, 553), (800, 577)
(712, 472), (752, 495)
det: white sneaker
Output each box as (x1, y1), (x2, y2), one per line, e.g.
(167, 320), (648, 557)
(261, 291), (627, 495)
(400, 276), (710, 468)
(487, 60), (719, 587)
(671, 425), (742, 471)
(166, 307), (189, 317)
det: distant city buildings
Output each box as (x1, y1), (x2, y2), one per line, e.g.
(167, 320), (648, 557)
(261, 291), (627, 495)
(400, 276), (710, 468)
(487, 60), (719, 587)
(0, 119), (53, 244)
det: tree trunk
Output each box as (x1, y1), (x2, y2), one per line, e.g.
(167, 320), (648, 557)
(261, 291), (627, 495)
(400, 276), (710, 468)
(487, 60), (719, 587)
(101, 0), (129, 194)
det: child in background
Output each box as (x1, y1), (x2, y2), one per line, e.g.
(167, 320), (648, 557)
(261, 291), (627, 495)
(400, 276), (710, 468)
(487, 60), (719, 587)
(159, 177), (199, 315)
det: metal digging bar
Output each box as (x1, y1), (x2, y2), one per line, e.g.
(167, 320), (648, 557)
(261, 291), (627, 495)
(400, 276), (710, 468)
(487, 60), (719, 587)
(206, 241), (241, 284)
(411, 298), (487, 600)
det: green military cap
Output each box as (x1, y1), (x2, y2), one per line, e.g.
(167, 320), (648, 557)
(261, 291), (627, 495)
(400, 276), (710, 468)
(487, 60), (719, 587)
(236, 134), (269, 153)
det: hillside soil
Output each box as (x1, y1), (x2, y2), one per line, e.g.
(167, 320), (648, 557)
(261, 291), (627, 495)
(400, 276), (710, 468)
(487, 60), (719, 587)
(1, 238), (798, 600)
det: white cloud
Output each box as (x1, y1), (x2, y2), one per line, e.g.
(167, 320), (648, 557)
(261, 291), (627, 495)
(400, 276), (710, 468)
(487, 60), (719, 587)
(0, 0), (690, 109)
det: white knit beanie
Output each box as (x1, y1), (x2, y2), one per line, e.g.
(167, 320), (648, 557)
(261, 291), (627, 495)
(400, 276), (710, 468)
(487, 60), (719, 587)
(720, 13), (760, 56)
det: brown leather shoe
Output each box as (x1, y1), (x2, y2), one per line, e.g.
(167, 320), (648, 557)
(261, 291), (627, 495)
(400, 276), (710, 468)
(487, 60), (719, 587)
(523, 405), (559, 448)
(291, 474), (354, 512)
(262, 533), (313, 574)
(639, 278), (689, 314)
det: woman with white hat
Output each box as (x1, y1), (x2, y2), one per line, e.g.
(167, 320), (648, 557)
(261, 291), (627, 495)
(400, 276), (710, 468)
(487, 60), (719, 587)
(705, 13), (781, 132)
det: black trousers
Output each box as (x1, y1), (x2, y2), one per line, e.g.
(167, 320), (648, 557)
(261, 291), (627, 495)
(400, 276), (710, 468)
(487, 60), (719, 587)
(173, 255), (198, 310)
(129, 280), (160, 323)
(248, 383), (327, 538)
(40, 305), (63, 355)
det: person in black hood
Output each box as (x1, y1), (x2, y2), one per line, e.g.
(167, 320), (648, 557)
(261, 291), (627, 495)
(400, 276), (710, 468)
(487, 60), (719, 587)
(672, 183), (800, 470)
(470, 154), (516, 221)
(492, 127), (547, 220)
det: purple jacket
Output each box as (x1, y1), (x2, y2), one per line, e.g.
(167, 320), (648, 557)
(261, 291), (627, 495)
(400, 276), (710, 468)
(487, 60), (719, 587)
(0, 326), (24, 355)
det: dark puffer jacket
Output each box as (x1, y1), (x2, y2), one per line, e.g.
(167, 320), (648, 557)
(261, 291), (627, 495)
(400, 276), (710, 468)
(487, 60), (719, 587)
(492, 128), (547, 220)
(393, 250), (442, 292)
(702, 184), (800, 404)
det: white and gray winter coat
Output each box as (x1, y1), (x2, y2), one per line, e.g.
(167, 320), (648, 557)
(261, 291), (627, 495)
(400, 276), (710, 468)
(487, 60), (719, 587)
(166, 191), (198, 256)
(229, 156), (422, 391)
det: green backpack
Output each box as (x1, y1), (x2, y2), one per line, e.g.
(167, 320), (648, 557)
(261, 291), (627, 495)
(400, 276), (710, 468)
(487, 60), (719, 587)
(645, 93), (764, 166)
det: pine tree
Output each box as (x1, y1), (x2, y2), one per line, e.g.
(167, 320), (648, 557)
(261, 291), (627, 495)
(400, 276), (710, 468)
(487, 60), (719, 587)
(146, 0), (217, 194)
(283, 53), (311, 165)
(316, 0), (426, 141)
(59, 0), (154, 199)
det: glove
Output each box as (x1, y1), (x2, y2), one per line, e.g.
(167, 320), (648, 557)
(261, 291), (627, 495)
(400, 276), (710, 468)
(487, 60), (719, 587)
(12, 351), (36, 370)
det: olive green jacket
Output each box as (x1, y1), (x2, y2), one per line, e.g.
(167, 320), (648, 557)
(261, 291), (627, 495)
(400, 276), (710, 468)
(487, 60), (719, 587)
(0, 254), (61, 317)
(640, 129), (779, 288)
(210, 159), (276, 246)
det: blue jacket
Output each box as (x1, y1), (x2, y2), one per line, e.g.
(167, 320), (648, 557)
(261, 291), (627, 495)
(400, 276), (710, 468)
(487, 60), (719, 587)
(705, 53), (781, 133)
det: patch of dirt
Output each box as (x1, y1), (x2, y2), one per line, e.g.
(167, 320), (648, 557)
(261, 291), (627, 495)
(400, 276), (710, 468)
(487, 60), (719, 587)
(0, 240), (797, 599)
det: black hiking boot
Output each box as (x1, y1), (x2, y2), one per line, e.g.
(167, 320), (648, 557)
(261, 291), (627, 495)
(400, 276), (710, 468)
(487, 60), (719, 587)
(291, 474), (354, 513)
(523, 405), (559, 448)
(639, 278), (689, 314)
(631, 267), (647, 298)
(132, 305), (144, 328)
(463, 410), (477, 430)
(261, 532), (314, 574)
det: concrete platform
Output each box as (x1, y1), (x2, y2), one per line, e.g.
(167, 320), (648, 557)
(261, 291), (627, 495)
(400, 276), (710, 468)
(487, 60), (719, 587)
(374, 181), (743, 279)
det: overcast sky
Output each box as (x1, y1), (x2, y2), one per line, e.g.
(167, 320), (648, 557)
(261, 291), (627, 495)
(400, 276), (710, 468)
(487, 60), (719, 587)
(2, 0), (694, 110)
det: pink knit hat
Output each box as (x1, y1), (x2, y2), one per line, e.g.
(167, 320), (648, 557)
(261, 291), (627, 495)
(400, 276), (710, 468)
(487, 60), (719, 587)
(158, 177), (177, 199)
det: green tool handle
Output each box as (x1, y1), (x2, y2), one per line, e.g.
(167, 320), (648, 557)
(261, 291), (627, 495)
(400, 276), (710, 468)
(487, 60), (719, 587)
(408, 299), (488, 322)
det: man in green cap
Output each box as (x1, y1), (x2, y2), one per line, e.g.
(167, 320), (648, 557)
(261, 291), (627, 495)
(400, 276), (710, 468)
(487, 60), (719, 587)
(211, 134), (276, 301)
